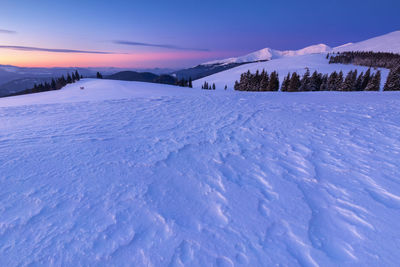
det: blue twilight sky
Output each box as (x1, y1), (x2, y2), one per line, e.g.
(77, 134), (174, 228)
(0, 0), (399, 68)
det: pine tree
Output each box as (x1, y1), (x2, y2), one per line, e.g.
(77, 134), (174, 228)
(243, 70), (251, 91)
(361, 68), (371, 90)
(212, 83), (216, 90)
(327, 71), (338, 91)
(299, 68), (310, 91)
(60, 75), (67, 86)
(319, 74), (329, 91)
(51, 79), (56, 90)
(188, 77), (193, 88)
(365, 70), (381, 91)
(234, 81), (240, 91)
(260, 71), (269, 91)
(75, 70), (80, 81)
(309, 71), (322, 91)
(355, 72), (364, 91)
(341, 70), (354, 91)
(268, 71), (279, 91)
(44, 82), (51, 91)
(224, 85), (227, 90)
(383, 66), (400, 91)
(96, 72), (103, 79)
(288, 72), (301, 92)
(336, 71), (344, 90)
(67, 73), (72, 84)
(281, 73), (291, 92)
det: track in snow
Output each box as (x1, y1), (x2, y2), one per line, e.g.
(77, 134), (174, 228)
(1, 81), (400, 266)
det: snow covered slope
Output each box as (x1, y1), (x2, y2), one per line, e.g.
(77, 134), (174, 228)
(334, 30), (400, 53)
(194, 53), (389, 90)
(1, 80), (400, 266)
(0, 79), (198, 107)
(202, 30), (400, 68)
(202, 44), (332, 65)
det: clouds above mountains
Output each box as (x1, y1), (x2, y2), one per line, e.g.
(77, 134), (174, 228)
(0, 29), (16, 34)
(114, 40), (209, 52)
(0, 45), (116, 54)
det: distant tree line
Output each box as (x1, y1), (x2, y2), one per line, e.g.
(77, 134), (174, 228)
(201, 81), (216, 90)
(328, 51), (400, 70)
(7, 71), (82, 97)
(328, 51), (400, 91)
(234, 70), (279, 91)
(234, 68), (384, 92)
(176, 77), (193, 88)
(282, 68), (381, 92)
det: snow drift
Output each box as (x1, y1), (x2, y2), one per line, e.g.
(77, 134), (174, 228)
(1, 79), (400, 265)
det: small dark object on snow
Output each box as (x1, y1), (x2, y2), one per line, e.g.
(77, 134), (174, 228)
(80, 86), (85, 90)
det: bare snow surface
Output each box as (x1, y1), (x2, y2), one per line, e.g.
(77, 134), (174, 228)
(1, 79), (400, 266)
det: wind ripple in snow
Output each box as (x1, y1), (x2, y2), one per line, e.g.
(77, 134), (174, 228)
(0, 82), (400, 266)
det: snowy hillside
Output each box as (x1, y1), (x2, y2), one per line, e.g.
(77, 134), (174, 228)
(194, 53), (389, 90)
(195, 31), (400, 91)
(334, 30), (400, 54)
(202, 44), (332, 66)
(1, 79), (400, 265)
(202, 30), (400, 68)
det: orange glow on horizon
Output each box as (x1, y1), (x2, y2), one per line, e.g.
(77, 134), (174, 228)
(0, 49), (227, 68)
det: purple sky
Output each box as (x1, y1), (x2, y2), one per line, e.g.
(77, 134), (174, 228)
(0, 0), (399, 68)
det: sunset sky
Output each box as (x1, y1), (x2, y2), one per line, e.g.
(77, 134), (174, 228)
(1, 0), (399, 68)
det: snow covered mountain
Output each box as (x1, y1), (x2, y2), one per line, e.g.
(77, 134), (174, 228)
(334, 30), (400, 53)
(202, 44), (332, 66)
(1, 79), (400, 265)
(194, 31), (400, 90)
(201, 30), (400, 68)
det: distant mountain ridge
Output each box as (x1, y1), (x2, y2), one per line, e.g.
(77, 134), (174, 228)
(200, 30), (400, 67)
(106, 71), (177, 85)
(202, 44), (332, 66)
(0, 65), (175, 96)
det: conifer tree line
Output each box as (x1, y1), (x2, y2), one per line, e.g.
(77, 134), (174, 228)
(234, 68), (383, 92)
(8, 71), (82, 97)
(201, 81), (216, 90)
(329, 51), (400, 70)
(282, 68), (382, 92)
(234, 70), (279, 91)
(328, 51), (400, 91)
(176, 77), (193, 88)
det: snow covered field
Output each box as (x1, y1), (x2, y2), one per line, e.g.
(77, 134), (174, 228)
(1, 79), (400, 266)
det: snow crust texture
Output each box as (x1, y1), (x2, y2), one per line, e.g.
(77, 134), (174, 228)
(1, 80), (400, 266)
